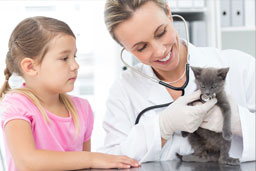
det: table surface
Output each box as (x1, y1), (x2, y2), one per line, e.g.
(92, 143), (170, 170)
(78, 160), (255, 171)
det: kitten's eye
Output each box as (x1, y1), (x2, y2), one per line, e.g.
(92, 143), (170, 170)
(200, 84), (205, 89)
(211, 85), (217, 89)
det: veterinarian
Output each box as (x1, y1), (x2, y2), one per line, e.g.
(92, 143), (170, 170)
(98, 0), (255, 163)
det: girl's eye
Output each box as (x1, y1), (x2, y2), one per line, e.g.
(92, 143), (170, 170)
(61, 57), (68, 61)
(137, 44), (147, 52)
(156, 28), (166, 38)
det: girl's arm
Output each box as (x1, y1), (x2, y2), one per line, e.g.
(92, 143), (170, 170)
(5, 120), (140, 171)
(83, 139), (91, 151)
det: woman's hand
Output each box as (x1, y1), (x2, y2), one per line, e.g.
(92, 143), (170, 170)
(90, 153), (140, 169)
(159, 90), (217, 140)
(200, 106), (223, 133)
(201, 95), (242, 136)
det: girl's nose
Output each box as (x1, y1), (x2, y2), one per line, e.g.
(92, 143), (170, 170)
(71, 59), (79, 71)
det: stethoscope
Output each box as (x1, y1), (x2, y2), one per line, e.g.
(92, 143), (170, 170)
(120, 15), (191, 125)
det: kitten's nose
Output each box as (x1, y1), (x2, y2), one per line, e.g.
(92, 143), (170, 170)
(204, 90), (210, 96)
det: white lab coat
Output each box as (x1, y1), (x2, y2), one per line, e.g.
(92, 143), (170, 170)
(98, 42), (255, 163)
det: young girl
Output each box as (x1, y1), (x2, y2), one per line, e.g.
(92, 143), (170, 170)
(0, 16), (140, 171)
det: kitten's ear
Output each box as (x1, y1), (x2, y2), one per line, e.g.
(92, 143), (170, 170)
(191, 66), (202, 78)
(217, 67), (229, 80)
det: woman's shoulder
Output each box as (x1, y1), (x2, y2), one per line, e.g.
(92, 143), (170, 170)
(192, 43), (254, 60)
(110, 63), (153, 94)
(117, 63), (152, 85)
(120, 63), (145, 77)
(219, 49), (255, 62)
(190, 44), (255, 67)
(190, 44), (221, 58)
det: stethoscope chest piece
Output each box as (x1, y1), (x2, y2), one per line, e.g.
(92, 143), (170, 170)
(200, 93), (216, 103)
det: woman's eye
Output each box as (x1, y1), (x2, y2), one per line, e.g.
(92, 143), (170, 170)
(137, 44), (147, 52)
(156, 28), (166, 38)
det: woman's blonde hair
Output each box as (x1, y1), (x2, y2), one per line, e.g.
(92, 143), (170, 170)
(104, 0), (169, 44)
(0, 16), (80, 134)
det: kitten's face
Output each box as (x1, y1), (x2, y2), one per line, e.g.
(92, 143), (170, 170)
(191, 67), (229, 97)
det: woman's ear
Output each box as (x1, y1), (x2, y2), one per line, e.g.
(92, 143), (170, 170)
(165, 3), (173, 22)
(20, 58), (38, 76)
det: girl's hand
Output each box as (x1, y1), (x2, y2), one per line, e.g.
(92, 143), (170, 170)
(90, 153), (140, 169)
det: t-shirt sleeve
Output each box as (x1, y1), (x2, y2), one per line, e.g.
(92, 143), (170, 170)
(1, 93), (33, 129)
(83, 101), (94, 142)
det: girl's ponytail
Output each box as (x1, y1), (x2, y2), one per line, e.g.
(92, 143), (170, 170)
(0, 68), (12, 98)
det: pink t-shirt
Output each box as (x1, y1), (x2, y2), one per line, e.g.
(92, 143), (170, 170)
(1, 93), (94, 171)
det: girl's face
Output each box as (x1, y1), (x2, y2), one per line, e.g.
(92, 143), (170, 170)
(36, 34), (79, 94)
(114, 1), (180, 74)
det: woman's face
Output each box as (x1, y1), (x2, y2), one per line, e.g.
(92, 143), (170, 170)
(114, 1), (180, 74)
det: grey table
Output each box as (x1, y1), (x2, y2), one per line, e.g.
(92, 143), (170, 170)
(78, 160), (255, 171)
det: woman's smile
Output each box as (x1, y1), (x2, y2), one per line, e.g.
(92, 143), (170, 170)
(155, 46), (174, 65)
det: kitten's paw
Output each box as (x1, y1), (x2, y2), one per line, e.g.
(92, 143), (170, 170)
(219, 157), (240, 165)
(222, 131), (232, 141)
(176, 153), (183, 161)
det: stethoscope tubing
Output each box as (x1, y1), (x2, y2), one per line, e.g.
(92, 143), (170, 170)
(135, 101), (173, 125)
(135, 64), (190, 125)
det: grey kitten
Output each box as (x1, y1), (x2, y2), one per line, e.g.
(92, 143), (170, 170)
(178, 67), (240, 165)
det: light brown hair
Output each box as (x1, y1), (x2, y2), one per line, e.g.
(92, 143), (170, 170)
(104, 0), (169, 44)
(0, 16), (80, 134)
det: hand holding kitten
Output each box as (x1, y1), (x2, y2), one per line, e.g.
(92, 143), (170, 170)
(201, 94), (241, 136)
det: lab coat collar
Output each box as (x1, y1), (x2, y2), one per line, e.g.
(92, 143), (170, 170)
(143, 65), (174, 105)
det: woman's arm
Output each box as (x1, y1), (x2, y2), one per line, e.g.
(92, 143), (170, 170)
(4, 120), (139, 170)
(99, 80), (163, 163)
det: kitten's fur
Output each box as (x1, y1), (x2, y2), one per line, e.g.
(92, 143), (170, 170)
(178, 67), (240, 165)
